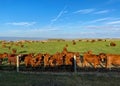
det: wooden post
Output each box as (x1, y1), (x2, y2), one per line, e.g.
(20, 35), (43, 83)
(74, 55), (77, 73)
(16, 56), (19, 72)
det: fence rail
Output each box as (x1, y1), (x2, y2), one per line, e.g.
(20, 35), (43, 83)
(0, 55), (120, 73)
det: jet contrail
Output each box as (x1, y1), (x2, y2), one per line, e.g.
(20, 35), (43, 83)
(50, 6), (67, 25)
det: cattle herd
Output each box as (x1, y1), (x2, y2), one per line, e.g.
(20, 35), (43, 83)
(0, 39), (120, 72)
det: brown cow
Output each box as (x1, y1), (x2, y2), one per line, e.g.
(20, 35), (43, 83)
(56, 52), (64, 66)
(18, 54), (28, 63)
(83, 51), (101, 68)
(99, 53), (120, 69)
(99, 53), (106, 62)
(34, 53), (44, 67)
(0, 52), (8, 64)
(49, 52), (64, 67)
(91, 40), (96, 43)
(48, 56), (56, 67)
(0, 52), (8, 59)
(72, 40), (76, 45)
(110, 42), (116, 46)
(43, 53), (51, 67)
(62, 47), (81, 66)
(11, 49), (17, 54)
(24, 53), (36, 67)
(7, 54), (17, 65)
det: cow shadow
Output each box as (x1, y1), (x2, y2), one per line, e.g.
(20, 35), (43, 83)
(19, 51), (27, 54)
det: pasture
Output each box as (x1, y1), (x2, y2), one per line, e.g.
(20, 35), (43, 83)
(0, 39), (120, 86)
(0, 39), (120, 54)
(0, 39), (120, 69)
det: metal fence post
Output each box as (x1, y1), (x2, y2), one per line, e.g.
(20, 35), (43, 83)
(74, 55), (77, 73)
(16, 56), (19, 72)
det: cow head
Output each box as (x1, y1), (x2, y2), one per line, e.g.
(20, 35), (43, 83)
(99, 53), (107, 62)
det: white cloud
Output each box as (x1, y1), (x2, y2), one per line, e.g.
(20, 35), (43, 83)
(73, 9), (110, 15)
(79, 17), (120, 26)
(0, 27), (61, 37)
(73, 9), (95, 14)
(94, 10), (109, 14)
(81, 25), (120, 33)
(107, 20), (120, 24)
(1, 24), (120, 38)
(6, 22), (36, 26)
(28, 28), (60, 32)
(89, 17), (111, 23)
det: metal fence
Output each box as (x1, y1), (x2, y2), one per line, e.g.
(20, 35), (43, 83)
(0, 55), (120, 73)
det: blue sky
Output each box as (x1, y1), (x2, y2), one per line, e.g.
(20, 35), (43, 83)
(0, 0), (120, 38)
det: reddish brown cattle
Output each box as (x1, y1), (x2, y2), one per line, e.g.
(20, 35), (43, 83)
(99, 53), (106, 62)
(62, 47), (81, 66)
(62, 47), (68, 55)
(79, 40), (82, 42)
(97, 39), (103, 41)
(0, 52), (8, 59)
(11, 49), (17, 54)
(56, 52), (64, 66)
(49, 56), (56, 67)
(86, 40), (89, 42)
(43, 53), (51, 67)
(83, 51), (101, 68)
(18, 54), (28, 63)
(63, 47), (68, 51)
(110, 42), (116, 46)
(72, 40), (76, 45)
(91, 40), (96, 43)
(34, 53), (44, 67)
(74, 52), (81, 67)
(0, 52), (8, 64)
(86, 50), (93, 54)
(65, 52), (74, 65)
(62, 47), (72, 65)
(99, 53), (120, 69)
(24, 53), (36, 67)
(48, 52), (64, 67)
(7, 54), (17, 65)
(64, 52), (81, 68)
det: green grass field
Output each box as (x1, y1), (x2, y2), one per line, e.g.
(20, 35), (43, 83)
(0, 40), (120, 54)
(0, 39), (120, 55)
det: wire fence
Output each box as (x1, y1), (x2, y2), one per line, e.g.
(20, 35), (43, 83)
(0, 55), (120, 73)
